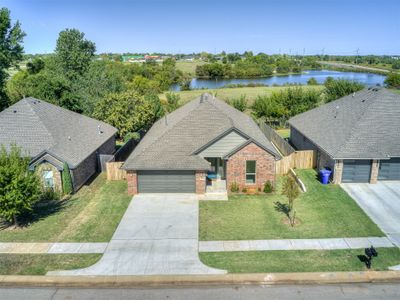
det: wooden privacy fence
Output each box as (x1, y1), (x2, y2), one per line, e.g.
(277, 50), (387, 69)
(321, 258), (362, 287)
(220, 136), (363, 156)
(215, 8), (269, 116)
(106, 162), (127, 180)
(259, 122), (295, 156)
(276, 150), (316, 175)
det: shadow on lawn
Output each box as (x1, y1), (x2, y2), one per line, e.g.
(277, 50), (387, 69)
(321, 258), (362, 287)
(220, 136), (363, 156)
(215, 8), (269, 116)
(274, 201), (290, 218)
(0, 198), (68, 229)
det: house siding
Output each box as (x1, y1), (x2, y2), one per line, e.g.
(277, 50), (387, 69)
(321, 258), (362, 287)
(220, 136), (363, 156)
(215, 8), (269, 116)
(198, 131), (247, 158)
(290, 126), (318, 151)
(71, 135), (116, 192)
(226, 142), (276, 193)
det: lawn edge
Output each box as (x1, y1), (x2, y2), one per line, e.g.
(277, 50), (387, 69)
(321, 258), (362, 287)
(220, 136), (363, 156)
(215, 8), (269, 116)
(1, 271), (400, 287)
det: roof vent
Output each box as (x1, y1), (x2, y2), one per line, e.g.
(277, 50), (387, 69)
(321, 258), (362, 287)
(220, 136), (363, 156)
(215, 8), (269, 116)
(352, 92), (355, 97)
(200, 94), (205, 103)
(13, 110), (17, 113)
(68, 136), (71, 141)
(334, 105), (340, 118)
(97, 125), (103, 134)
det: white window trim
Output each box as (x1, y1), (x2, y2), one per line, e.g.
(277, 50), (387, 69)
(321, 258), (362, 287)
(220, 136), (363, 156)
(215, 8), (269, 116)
(245, 160), (257, 185)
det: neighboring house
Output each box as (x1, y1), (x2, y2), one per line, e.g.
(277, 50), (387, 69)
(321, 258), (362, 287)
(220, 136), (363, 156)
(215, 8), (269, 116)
(123, 93), (280, 195)
(0, 97), (117, 192)
(288, 87), (400, 183)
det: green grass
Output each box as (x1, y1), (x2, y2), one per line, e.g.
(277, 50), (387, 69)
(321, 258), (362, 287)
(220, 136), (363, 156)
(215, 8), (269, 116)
(276, 128), (290, 139)
(161, 86), (324, 106)
(175, 60), (205, 75)
(0, 254), (101, 275)
(200, 248), (400, 273)
(0, 174), (131, 242)
(199, 169), (383, 240)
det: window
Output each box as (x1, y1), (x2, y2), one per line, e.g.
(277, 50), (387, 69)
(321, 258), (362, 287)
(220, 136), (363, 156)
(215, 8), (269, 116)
(42, 170), (54, 189)
(246, 160), (256, 184)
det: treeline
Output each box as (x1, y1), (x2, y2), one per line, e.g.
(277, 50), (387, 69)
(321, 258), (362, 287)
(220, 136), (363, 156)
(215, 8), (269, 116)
(2, 14), (186, 141)
(251, 78), (364, 126)
(324, 55), (400, 70)
(195, 54), (321, 79)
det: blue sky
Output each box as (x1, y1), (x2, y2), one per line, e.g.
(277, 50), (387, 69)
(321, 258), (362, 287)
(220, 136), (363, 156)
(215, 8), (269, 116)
(2, 0), (399, 55)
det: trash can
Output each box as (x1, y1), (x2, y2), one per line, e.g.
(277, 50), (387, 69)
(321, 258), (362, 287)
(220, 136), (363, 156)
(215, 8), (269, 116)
(319, 169), (332, 184)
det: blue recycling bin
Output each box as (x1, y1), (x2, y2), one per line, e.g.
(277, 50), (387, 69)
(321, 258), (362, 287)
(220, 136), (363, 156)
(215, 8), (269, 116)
(319, 169), (332, 184)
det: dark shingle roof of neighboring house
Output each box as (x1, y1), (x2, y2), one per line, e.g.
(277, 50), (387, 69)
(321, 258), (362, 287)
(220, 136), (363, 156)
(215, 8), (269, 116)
(288, 87), (400, 160)
(123, 93), (280, 170)
(0, 97), (117, 168)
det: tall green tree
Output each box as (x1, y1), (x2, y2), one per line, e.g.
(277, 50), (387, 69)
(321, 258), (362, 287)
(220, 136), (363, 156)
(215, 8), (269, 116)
(93, 91), (161, 138)
(55, 28), (96, 79)
(61, 162), (73, 195)
(385, 73), (400, 89)
(0, 7), (25, 110)
(324, 78), (364, 102)
(0, 145), (40, 225)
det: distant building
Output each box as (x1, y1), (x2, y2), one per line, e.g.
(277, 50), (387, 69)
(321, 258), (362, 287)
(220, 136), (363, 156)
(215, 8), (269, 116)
(121, 54), (162, 63)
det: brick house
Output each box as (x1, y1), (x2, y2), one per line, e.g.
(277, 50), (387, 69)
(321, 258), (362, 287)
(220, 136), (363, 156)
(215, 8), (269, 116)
(122, 93), (280, 195)
(288, 87), (400, 183)
(0, 97), (117, 193)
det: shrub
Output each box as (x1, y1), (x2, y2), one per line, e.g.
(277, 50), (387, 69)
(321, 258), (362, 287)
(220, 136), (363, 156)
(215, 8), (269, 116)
(230, 182), (239, 193)
(307, 77), (318, 85)
(0, 145), (41, 225)
(62, 162), (73, 195)
(228, 95), (247, 112)
(263, 180), (274, 193)
(124, 132), (140, 143)
(324, 78), (364, 102)
(40, 188), (61, 202)
(385, 73), (400, 89)
(241, 187), (248, 193)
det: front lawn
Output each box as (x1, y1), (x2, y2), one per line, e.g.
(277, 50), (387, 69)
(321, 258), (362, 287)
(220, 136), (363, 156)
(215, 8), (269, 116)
(0, 174), (131, 242)
(200, 169), (383, 240)
(200, 248), (400, 273)
(0, 254), (101, 275)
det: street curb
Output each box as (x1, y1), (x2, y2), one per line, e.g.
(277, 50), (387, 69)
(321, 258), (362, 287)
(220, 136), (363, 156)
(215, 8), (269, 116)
(0, 271), (400, 288)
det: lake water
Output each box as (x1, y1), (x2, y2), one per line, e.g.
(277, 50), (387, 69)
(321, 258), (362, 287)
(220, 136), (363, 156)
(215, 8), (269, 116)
(171, 70), (386, 91)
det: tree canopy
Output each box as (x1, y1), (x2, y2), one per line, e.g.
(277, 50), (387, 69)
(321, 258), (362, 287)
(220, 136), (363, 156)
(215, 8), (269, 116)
(0, 7), (25, 110)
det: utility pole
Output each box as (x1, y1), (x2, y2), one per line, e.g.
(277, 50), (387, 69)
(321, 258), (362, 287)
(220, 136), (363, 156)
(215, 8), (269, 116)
(321, 48), (325, 61)
(355, 48), (360, 64)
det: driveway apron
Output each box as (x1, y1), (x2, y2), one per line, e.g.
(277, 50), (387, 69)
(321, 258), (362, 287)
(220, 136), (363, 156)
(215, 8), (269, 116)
(341, 182), (400, 247)
(48, 194), (225, 275)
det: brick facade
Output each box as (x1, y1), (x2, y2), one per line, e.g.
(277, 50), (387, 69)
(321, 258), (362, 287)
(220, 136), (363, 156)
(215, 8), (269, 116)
(35, 162), (62, 193)
(126, 171), (138, 196)
(195, 170), (206, 194)
(333, 159), (343, 184)
(226, 142), (276, 193)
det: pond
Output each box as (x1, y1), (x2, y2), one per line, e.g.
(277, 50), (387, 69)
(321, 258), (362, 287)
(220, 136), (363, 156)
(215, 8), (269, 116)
(171, 69), (386, 91)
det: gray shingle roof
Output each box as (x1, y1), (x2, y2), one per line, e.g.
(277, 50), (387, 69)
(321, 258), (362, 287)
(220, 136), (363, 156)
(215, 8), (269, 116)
(288, 87), (400, 159)
(0, 97), (117, 168)
(123, 93), (280, 170)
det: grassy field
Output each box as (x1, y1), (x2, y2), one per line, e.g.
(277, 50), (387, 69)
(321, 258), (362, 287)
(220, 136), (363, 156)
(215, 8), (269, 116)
(199, 169), (383, 241)
(390, 89), (400, 95)
(200, 248), (400, 273)
(276, 128), (290, 139)
(175, 60), (205, 75)
(0, 174), (131, 242)
(161, 85), (324, 106)
(0, 254), (101, 275)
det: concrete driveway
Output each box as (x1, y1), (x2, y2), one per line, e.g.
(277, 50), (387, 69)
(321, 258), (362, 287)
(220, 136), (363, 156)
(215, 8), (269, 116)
(49, 194), (225, 275)
(341, 182), (400, 246)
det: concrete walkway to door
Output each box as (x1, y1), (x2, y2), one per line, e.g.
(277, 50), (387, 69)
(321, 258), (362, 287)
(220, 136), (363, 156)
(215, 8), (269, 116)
(48, 194), (225, 276)
(341, 182), (400, 247)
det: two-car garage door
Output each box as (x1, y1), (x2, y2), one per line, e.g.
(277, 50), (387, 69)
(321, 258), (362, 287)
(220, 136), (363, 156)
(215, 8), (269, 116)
(342, 158), (400, 183)
(137, 170), (195, 193)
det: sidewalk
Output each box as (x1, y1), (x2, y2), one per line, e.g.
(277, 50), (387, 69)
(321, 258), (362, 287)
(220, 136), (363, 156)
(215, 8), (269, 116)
(199, 237), (395, 252)
(0, 242), (107, 254)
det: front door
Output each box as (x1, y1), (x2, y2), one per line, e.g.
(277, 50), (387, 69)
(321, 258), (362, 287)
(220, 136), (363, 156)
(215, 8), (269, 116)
(205, 157), (225, 179)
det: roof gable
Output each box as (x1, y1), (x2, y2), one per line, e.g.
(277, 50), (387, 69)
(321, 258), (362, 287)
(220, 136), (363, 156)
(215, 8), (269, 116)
(123, 94), (280, 170)
(289, 88), (400, 159)
(0, 97), (118, 167)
